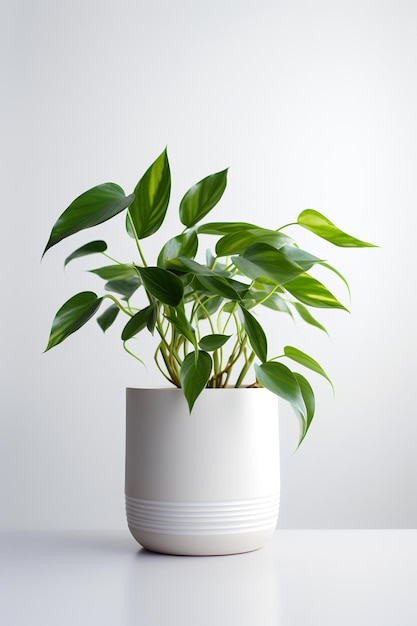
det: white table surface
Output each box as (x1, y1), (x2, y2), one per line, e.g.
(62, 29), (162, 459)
(1, 530), (416, 626)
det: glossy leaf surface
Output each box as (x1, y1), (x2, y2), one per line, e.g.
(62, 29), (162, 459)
(90, 264), (138, 281)
(180, 351), (212, 412)
(255, 361), (306, 417)
(43, 184), (134, 255)
(293, 373), (315, 446)
(284, 346), (333, 390)
(284, 274), (348, 310)
(97, 304), (119, 332)
(180, 169), (228, 227)
(157, 230), (198, 267)
(232, 243), (304, 284)
(136, 266), (184, 306)
(298, 210), (376, 247)
(215, 228), (293, 257)
(45, 291), (102, 350)
(239, 306), (268, 362)
(291, 302), (328, 334)
(121, 305), (155, 341)
(197, 221), (258, 235)
(199, 334), (231, 351)
(128, 149), (171, 239)
(104, 277), (141, 299)
(64, 241), (107, 267)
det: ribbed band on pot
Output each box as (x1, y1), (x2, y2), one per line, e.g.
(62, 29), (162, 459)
(125, 494), (280, 536)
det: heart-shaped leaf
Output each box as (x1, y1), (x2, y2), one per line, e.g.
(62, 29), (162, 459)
(180, 169), (228, 227)
(97, 304), (119, 332)
(43, 184), (134, 255)
(157, 230), (198, 267)
(180, 351), (212, 412)
(128, 148), (171, 239)
(255, 361), (306, 417)
(199, 334), (231, 351)
(136, 266), (184, 306)
(64, 241), (107, 267)
(45, 291), (103, 351)
(239, 306), (268, 362)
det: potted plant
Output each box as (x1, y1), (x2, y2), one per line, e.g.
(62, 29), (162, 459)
(42, 148), (375, 555)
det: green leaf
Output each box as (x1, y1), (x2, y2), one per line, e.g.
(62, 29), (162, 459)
(284, 346), (334, 391)
(166, 257), (241, 301)
(128, 148), (171, 239)
(104, 277), (141, 299)
(179, 169), (228, 227)
(279, 245), (322, 271)
(97, 304), (119, 332)
(64, 240), (107, 267)
(197, 221), (258, 235)
(291, 302), (328, 334)
(320, 262), (351, 300)
(255, 361), (306, 417)
(89, 264), (138, 281)
(284, 273), (348, 310)
(232, 243), (304, 284)
(136, 266), (184, 306)
(43, 183), (134, 255)
(293, 373), (315, 447)
(298, 209), (377, 248)
(180, 351), (212, 412)
(199, 334), (231, 351)
(157, 230), (198, 267)
(239, 306), (268, 362)
(215, 228), (293, 257)
(121, 305), (155, 341)
(45, 291), (103, 351)
(259, 293), (293, 315)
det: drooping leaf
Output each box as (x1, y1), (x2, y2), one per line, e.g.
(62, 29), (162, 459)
(320, 262), (351, 300)
(180, 351), (212, 412)
(199, 334), (231, 351)
(136, 266), (184, 306)
(157, 230), (198, 267)
(215, 228), (293, 257)
(197, 221), (258, 235)
(43, 184), (134, 255)
(104, 277), (141, 299)
(128, 148), (171, 239)
(121, 305), (156, 341)
(239, 306), (268, 362)
(298, 209), (377, 248)
(97, 304), (119, 332)
(90, 264), (138, 281)
(284, 273), (348, 310)
(259, 292), (293, 315)
(284, 346), (334, 391)
(293, 373), (315, 447)
(232, 243), (304, 284)
(291, 302), (328, 334)
(45, 291), (103, 351)
(255, 361), (306, 417)
(64, 240), (107, 267)
(179, 169), (228, 227)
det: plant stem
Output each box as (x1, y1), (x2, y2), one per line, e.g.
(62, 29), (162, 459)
(234, 350), (255, 387)
(127, 212), (148, 267)
(103, 294), (133, 317)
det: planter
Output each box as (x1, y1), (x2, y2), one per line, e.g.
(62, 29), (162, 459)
(125, 387), (280, 555)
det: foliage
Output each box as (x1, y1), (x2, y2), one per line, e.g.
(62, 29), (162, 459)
(43, 148), (376, 446)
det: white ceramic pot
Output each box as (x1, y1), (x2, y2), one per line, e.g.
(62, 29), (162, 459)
(125, 387), (280, 555)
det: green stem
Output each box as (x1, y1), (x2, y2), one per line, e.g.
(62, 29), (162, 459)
(276, 222), (297, 231)
(234, 350), (255, 388)
(103, 294), (133, 317)
(123, 341), (146, 366)
(127, 212), (148, 267)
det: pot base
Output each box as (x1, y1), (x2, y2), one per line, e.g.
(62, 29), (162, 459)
(128, 525), (276, 556)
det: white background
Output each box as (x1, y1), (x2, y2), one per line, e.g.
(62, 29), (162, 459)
(1, 0), (416, 530)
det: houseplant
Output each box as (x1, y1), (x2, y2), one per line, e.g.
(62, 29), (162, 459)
(43, 148), (375, 554)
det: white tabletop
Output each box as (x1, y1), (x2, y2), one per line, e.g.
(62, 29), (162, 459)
(1, 530), (416, 626)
